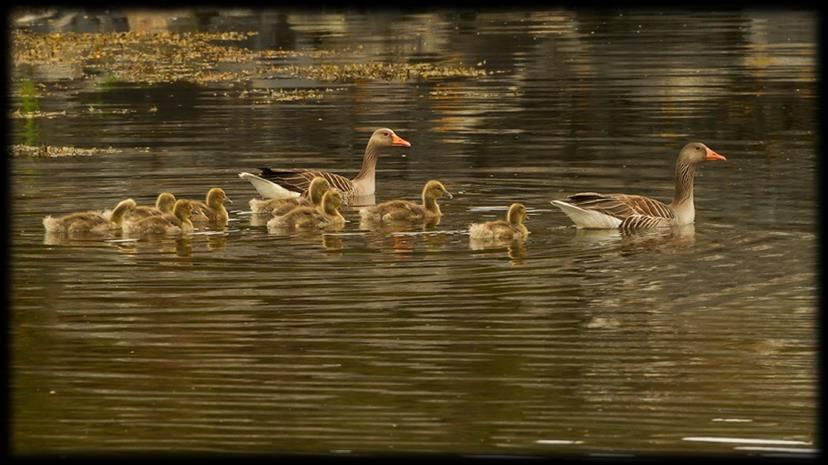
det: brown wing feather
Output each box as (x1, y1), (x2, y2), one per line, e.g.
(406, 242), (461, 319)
(567, 192), (675, 221)
(620, 214), (670, 230)
(259, 168), (354, 196)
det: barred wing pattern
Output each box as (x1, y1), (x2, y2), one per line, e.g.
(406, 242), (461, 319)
(566, 192), (675, 229)
(259, 168), (354, 198)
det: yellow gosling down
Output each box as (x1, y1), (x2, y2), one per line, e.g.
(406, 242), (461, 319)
(124, 199), (195, 236)
(359, 180), (452, 224)
(129, 192), (177, 222)
(250, 177), (331, 215)
(43, 198), (137, 234)
(268, 190), (346, 231)
(190, 188), (232, 226)
(469, 203), (530, 241)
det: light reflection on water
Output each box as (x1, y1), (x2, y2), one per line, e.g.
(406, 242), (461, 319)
(10, 9), (817, 456)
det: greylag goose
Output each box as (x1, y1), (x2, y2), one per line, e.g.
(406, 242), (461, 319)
(359, 179), (452, 224)
(239, 128), (411, 202)
(249, 176), (330, 215)
(551, 142), (726, 229)
(469, 203), (529, 241)
(190, 188), (232, 226)
(267, 190), (346, 230)
(43, 198), (137, 234)
(124, 199), (194, 236)
(129, 192), (177, 222)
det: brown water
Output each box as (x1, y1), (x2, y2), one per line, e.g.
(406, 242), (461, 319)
(9, 9), (818, 457)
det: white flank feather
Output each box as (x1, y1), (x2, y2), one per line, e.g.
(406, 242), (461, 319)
(551, 200), (622, 229)
(238, 172), (301, 200)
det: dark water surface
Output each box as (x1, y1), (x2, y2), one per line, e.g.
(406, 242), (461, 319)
(9, 10), (817, 456)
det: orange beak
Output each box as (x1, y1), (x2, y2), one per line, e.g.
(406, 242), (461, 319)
(391, 133), (411, 148)
(705, 147), (726, 161)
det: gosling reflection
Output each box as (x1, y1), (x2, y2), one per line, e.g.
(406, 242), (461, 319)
(469, 236), (528, 264)
(360, 215), (441, 234)
(321, 233), (344, 252)
(361, 223), (453, 257)
(205, 234), (228, 251)
(44, 231), (127, 246)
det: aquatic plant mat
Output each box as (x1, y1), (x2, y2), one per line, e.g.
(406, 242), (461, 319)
(11, 31), (488, 86)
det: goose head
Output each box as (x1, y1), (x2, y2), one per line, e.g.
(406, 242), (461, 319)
(155, 192), (176, 213)
(205, 187), (232, 208)
(173, 199), (194, 221)
(678, 142), (726, 164)
(111, 198), (137, 226)
(369, 128), (411, 148)
(422, 179), (453, 201)
(321, 190), (343, 215)
(506, 203), (528, 226)
(308, 177), (332, 206)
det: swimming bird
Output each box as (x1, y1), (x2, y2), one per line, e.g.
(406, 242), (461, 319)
(123, 199), (194, 236)
(129, 192), (177, 222)
(249, 176), (331, 215)
(190, 188), (232, 227)
(469, 203), (530, 241)
(359, 179), (452, 224)
(43, 198), (137, 234)
(551, 142), (726, 229)
(267, 190), (346, 231)
(239, 128), (411, 202)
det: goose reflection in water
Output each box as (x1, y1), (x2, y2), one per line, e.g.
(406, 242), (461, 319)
(571, 223), (696, 253)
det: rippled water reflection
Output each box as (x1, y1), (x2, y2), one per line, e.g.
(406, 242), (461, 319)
(10, 9), (817, 456)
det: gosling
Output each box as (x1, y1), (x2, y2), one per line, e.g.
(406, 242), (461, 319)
(250, 176), (331, 215)
(190, 187), (232, 226)
(359, 180), (452, 224)
(123, 199), (195, 236)
(469, 203), (529, 241)
(129, 192), (177, 222)
(43, 198), (136, 234)
(268, 190), (346, 231)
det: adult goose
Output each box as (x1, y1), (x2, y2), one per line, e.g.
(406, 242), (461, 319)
(238, 128), (411, 202)
(359, 179), (452, 224)
(43, 198), (137, 234)
(551, 142), (726, 229)
(469, 203), (529, 241)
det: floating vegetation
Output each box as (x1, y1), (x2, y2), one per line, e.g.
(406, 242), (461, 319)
(246, 87), (349, 103)
(10, 144), (120, 158)
(10, 108), (67, 119)
(9, 107), (134, 119)
(272, 62), (487, 82)
(11, 31), (488, 88)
